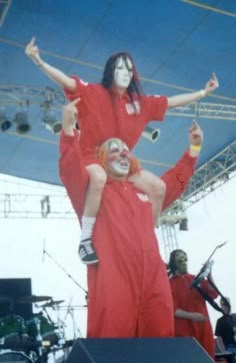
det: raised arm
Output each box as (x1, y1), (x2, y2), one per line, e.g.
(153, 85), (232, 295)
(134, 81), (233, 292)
(25, 37), (76, 91)
(62, 97), (81, 136)
(200, 269), (218, 299)
(59, 100), (88, 221)
(167, 73), (219, 108)
(161, 120), (203, 211)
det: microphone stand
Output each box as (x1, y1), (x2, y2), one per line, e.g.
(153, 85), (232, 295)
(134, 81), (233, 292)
(43, 248), (95, 362)
(43, 248), (87, 294)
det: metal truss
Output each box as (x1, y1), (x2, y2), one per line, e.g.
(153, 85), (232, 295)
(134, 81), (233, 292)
(160, 140), (236, 257)
(0, 85), (65, 108)
(160, 223), (179, 262)
(161, 140), (236, 215)
(0, 0), (11, 27)
(0, 193), (75, 219)
(167, 102), (236, 121)
(160, 199), (188, 260)
(1, 86), (236, 120)
(182, 139), (236, 207)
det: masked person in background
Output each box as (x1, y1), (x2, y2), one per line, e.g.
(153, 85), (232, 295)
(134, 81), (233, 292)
(168, 250), (218, 359)
(215, 297), (236, 360)
(59, 99), (203, 338)
(26, 37), (219, 265)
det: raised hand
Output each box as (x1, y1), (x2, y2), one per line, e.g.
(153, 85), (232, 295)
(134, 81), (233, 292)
(190, 312), (208, 323)
(204, 72), (219, 95)
(25, 37), (42, 65)
(189, 120), (203, 146)
(62, 98), (81, 135)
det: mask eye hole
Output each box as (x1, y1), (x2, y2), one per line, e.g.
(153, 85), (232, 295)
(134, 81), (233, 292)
(110, 147), (119, 153)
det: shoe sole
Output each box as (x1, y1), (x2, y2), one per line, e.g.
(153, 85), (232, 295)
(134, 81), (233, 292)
(82, 259), (99, 265)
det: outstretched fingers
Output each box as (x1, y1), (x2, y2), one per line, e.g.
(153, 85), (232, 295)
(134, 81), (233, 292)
(210, 72), (219, 89)
(63, 98), (81, 120)
(212, 72), (217, 81)
(29, 36), (36, 46)
(189, 119), (199, 132)
(189, 120), (203, 145)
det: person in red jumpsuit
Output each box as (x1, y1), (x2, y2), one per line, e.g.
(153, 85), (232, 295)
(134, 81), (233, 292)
(25, 37), (219, 265)
(168, 249), (218, 358)
(59, 100), (203, 338)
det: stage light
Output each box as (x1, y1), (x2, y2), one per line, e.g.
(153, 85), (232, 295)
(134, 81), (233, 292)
(179, 218), (188, 231)
(14, 109), (31, 134)
(142, 125), (160, 142)
(42, 109), (62, 134)
(0, 107), (11, 131)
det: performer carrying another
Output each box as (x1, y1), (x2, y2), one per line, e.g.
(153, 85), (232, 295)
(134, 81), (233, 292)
(26, 37), (219, 264)
(59, 99), (203, 338)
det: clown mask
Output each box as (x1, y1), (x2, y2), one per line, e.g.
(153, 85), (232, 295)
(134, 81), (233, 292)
(113, 56), (133, 90)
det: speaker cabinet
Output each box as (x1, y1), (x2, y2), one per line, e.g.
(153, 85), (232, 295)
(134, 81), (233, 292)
(66, 337), (214, 363)
(0, 278), (32, 320)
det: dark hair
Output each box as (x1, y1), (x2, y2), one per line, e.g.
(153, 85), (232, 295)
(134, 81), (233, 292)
(168, 249), (187, 275)
(220, 297), (231, 312)
(101, 52), (143, 111)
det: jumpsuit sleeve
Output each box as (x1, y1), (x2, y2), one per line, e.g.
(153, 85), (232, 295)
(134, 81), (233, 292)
(143, 94), (168, 121)
(161, 150), (198, 211)
(64, 75), (89, 101)
(200, 279), (219, 299)
(59, 129), (89, 222)
(169, 279), (180, 311)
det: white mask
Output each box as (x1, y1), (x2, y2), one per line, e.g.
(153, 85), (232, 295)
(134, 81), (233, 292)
(113, 57), (133, 89)
(105, 139), (131, 177)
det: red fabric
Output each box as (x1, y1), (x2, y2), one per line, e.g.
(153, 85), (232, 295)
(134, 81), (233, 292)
(59, 131), (197, 338)
(169, 274), (218, 358)
(87, 180), (174, 338)
(59, 130), (88, 221)
(59, 130), (197, 222)
(64, 77), (168, 165)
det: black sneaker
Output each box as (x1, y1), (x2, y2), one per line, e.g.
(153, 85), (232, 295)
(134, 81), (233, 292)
(78, 238), (99, 265)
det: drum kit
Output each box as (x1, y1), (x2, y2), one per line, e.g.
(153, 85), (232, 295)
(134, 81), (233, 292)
(0, 294), (72, 363)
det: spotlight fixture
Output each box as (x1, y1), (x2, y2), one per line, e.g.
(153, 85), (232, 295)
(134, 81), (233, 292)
(0, 108), (11, 131)
(42, 109), (62, 134)
(179, 218), (188, 231)
(142, 125), (160, 143)
(14, 109), (31, 133)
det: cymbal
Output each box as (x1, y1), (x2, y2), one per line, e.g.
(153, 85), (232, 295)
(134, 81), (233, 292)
(16, 295), (52, 304)
(41, 299), (64, 308)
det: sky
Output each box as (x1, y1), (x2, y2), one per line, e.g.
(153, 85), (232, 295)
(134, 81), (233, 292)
(0, 172), (236, 344)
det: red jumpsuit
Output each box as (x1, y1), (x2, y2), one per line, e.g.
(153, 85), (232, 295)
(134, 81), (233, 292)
(169, 274), (218, 358)
(59, 131), (197, 338)
(64, 77), (167, 165)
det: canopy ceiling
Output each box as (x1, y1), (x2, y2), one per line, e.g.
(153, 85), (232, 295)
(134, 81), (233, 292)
(0, 0), (235, 186)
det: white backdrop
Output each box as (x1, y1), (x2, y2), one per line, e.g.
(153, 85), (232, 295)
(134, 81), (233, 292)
(1, 173), (236, 341)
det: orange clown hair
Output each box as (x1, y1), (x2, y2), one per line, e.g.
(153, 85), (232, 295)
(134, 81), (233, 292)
(97, 146), (140, 176)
